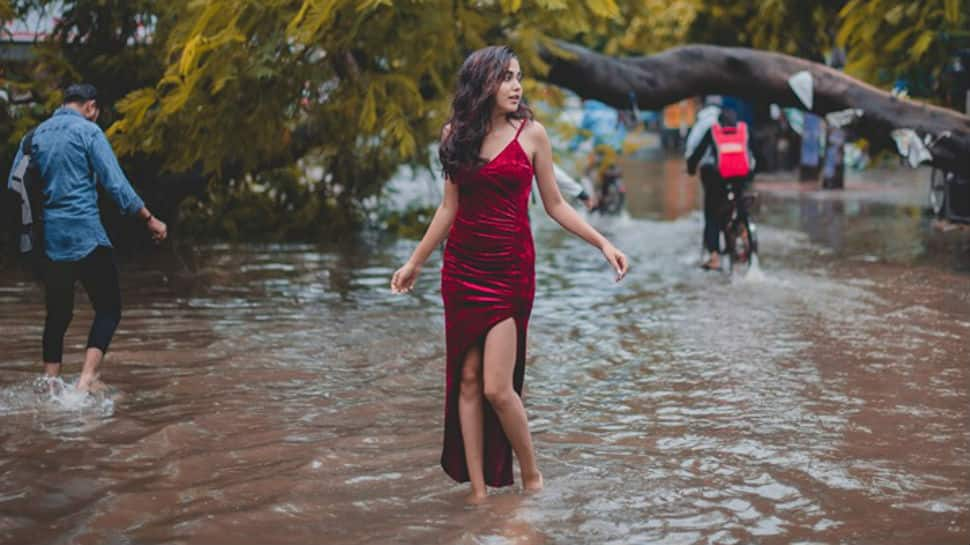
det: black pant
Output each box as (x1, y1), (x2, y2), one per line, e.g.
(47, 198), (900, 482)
(42, 246), (121, 363)
(700, 167), (725, 253)
(700, 167), (750, 253)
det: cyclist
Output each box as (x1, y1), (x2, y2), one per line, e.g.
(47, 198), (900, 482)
(685, 107), (755, 270)
(584, 144), (624, 214)
(570, 100), (628, 214)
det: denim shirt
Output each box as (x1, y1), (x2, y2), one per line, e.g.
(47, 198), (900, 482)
(7, 107), (144, 262)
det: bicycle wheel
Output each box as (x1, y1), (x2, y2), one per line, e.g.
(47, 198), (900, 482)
(747, 219), (759, 256)
(727, 220), (751, 273)
(604, 192), (625, 215)
(929, 168), (946, 218)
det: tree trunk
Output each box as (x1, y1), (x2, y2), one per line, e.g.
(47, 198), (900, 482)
(538, 41), (970, 178)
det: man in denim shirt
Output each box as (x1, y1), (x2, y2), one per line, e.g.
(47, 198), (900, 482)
(8, 84), (167, 392)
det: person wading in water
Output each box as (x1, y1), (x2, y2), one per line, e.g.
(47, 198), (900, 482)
(6, 84), (167, 393)
(391, 46), (629, 502)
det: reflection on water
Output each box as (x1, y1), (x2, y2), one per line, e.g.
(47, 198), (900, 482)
(0, 156), (968, 545)
(621, 152), (700, 221)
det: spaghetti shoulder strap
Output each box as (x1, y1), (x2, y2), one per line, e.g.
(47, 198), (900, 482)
(513, 119), (528, 140)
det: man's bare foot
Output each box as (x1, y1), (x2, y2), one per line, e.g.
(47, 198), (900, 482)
(465, 487), (488, 504)
(34, 375), (62, 396)
(522, 471), (543, 493)
(86, 379), (108, 394)
(75, 373), (102, 393)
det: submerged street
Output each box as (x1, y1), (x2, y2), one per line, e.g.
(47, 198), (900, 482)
(1, 159), (968, 545)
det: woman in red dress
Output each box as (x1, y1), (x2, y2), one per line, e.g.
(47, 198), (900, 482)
(391, 45), (629, 502)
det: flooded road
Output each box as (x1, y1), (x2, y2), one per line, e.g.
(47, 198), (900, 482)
(1, 156), (968, 545)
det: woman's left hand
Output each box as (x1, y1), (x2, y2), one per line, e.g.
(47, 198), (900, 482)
(602, 243), (629, 282)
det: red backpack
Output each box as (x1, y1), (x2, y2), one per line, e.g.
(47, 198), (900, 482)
(711, 122), (751, 179)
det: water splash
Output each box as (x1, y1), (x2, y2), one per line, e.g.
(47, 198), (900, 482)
(743, 253), (767, 283)
(47, 379), (115, 415)
(0, 376), (115, 417)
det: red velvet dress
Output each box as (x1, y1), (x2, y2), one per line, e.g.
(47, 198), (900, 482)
(440, 120), (535, 487)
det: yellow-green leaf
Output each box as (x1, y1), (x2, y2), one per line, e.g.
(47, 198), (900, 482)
(360, 85), (378, 131)
(943, 0), (961, 23)
(910, 31), (936, 60)
(884, 4), (904, 25)
(500, 0), (522, 13)
(585, 0), (620, 19)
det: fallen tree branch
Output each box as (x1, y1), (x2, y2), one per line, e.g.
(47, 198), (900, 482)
(153, 40), (970, 212)
(538, 41), (970, 178)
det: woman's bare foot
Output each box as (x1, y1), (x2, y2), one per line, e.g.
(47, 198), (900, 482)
(701, 254), (721, 270)
(465, 487), (488, 504)
(522, 470), (543, 493)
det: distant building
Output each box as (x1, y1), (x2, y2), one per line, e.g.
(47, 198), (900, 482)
(1, 5), (59, 63)
(2, 3), (152, 67)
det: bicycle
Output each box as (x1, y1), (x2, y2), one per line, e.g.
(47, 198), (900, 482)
(582, 145), (626, 216)
(718, 179), (759, 274)
(591, 164), (626, 215)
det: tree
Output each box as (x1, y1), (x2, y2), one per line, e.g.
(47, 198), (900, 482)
(4, 0), (969, 243)
(687, 0), (847, 63)
(106, 0), (684, 226)
(838, 0), (970, 96)
(2, 0), (167, 179)
(4, 1), (648, 240)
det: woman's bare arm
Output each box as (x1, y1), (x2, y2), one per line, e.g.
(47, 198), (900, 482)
(531, 122), (607, 248)
(529, 121), (628, 280)
(406, 179), (458, 267)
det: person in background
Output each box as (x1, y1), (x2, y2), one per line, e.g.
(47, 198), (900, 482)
(6, 83), (167, 392)
(569, 100), (627, 210)
(685, 107), (754, 270)
(550, 163), (593, 210)
(684, 98), (721, 267)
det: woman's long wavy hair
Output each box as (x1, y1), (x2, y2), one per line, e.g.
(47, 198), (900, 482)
(439, 45), (533, 180)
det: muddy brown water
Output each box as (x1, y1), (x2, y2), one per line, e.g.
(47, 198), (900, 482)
(1, 157), (968, 545)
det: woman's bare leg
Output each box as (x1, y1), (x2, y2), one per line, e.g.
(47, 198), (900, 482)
(482, 318), (542, 491)
(459, 344), (487, 501)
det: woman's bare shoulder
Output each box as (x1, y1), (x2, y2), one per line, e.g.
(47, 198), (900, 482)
(520, 118), (548, 141)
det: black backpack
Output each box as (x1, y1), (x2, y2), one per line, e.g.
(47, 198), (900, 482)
(3, 129), (46, 278)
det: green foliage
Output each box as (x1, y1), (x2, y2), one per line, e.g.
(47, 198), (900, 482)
(381, 205), (437, 239)
(683, 0), (968, 97)
(2, 0), (172, 188)
(838, 0), (970, 89)
(687, 0), (846, 62)
(2, 2), (42, 161)
(176, 165), (340, 241)
(100, 0), (632, 233)
(109, 1), (627, 176)
(614, 1), (699, 55)
(4, 0), (168, 120)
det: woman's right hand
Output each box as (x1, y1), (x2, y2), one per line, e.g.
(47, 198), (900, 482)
(391, 261), (420, 294)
